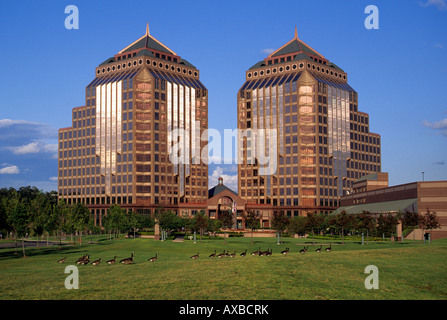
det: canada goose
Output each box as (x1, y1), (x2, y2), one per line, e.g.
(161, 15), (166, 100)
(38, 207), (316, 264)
(76, 254), (89, 264)
(91, 258), (101, 266)
(316, 245), (322, 253)
(299, 247), (307, 254)
(240, 249), (247, 257)
(75, 253), (88, 263)
(281, 248), (290, 255)
(266, 248), (273, 256)
(79, 258), (90, 265)
(225, 250), (230, 257)
(107, 256), (117, 265)
(251, 248), (261, 256)
(58, 257), (67, 263)
(148, 253), (158, 262)
(260, 248), (270, 256)
(209, 250), (217, 258)
(120, 252), (134, 264)
(229, 251), (236, 258)
(217, 250), (226, 258)
(190, 252), (199, 259)
(325, 244), (332, 252)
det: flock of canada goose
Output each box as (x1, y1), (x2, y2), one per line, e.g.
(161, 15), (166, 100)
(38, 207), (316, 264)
(57, 252), (134, 265)
(204, 244), (332, 259)
(57, 244), (332, 265)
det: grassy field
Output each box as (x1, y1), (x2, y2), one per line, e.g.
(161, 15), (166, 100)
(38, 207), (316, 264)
(1, 236), (446, 300)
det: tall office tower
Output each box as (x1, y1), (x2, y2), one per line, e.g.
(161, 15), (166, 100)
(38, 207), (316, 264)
(237, 29), (381, 225)
(58, 25), (208, 225)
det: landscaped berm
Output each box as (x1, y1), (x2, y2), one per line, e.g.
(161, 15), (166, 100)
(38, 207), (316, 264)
(1, 236), (446, 300)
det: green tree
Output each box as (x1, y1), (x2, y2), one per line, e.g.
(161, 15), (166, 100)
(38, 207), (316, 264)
(69, 203), (91, 246)
(357, 211), (375, 244)
(127, 210), (142, 239)
(106, 204), (127, 239)
(287, 216), (307, 236)
(191, 211), (209, 242)
(55, 199), (70, 246)
(401, 210), (420, 240)
(306, 212), (324, 244)
(29, 193), (49, 248)
(207, 218), (222, 237)
(155, 208), (184, 236)
(6, 194), (30, 257)
(271, 211), (290, 244)
(421, 209), (441, 243)
(377, 213), (399, 239)
(335, 211), (352, 244)
(243, 210), (261, 245)
(219, 209), (234, 245)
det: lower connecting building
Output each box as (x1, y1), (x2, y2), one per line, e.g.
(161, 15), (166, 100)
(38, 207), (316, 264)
(336, 173), (447, 240)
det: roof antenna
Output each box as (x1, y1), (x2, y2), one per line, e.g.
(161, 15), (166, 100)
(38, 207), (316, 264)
(146, 22), (150, 36)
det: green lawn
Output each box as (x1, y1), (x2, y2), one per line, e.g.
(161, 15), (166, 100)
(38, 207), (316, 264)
(1, 236), (446, 300)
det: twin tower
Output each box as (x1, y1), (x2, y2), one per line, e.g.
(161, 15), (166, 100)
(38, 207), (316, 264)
(58, 25), (381, 227)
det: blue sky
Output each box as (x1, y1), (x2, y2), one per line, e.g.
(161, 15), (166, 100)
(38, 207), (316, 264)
(0, 0), (446, 192)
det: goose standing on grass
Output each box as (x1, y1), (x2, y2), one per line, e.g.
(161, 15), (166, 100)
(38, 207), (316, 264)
(325, 244), (332, 252)
(190, 252), (199, 259)
(266, 248), (272, 256)
(107, 256), (117, 265)
(281, 248), (289, 255)
(240, 249), (247, 257)
(209, 250), (217, 258)
(58, 257), (67, 263)
(229, 251), (236, 258)
(148, 253), (158, 262)
(79, 257), (90, 265)
(92, 258), (101, 266)
(299, 247), (307, 254)
(251, 248), (261, 256)
(120, 252), (134, 264)
(316, 245), (322, 253)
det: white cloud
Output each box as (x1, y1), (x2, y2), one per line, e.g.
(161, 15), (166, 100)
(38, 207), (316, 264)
(0, 119), (41, 128)
(49, 176), (58, 181)
(209, 166), (238, 192)
(423, 118), (447, 136)
(0, 165), (20, 174)
(10, 142), (41, 154)
(261, 48), (275, 55)
(434, 43), (445, 49)
(7, 141), (58, 155)
(419, 0), (447, 10)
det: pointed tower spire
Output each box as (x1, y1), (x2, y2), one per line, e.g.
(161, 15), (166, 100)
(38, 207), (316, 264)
(294, 25), (298, 39)
(146, 22), (150, 36)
